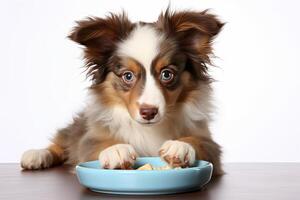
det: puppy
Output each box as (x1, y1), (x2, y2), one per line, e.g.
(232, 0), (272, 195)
(21, 9), (224, 176)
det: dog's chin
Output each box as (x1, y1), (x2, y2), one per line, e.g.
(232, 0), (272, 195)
(138, 121), (158, 126)
(135, 118), (162, 126)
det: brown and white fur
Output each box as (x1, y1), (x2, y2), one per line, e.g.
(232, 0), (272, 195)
(21, 9), (224, 176)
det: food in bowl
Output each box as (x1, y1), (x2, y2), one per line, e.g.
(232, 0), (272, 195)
(137, 163), (182, 170)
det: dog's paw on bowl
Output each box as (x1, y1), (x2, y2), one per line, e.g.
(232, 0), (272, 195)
(98, 144), (138, 169)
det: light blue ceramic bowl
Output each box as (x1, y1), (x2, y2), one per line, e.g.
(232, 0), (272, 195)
(76, 157), (213, 195)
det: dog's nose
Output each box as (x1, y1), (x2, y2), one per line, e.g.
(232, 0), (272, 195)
(139, 105), (158, 121)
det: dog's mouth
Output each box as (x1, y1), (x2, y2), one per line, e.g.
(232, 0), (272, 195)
(135, 117), (162, 126)
(138, 121), (158, 125)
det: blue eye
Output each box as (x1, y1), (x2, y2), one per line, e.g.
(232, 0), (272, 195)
(122, 71), (135, 83)
(160, 69), (174, 83)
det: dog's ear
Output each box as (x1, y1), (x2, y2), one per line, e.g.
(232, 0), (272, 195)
(69, 13), (134, 84)
(157, 9), (224, 81)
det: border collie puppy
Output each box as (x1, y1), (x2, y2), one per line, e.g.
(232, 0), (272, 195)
(21, 9), (224, 176)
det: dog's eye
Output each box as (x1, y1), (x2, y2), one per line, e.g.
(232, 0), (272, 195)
(160, 69), (174, 83)
(122, 71), (135, 84)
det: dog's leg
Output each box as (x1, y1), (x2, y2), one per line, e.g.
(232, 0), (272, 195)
(159, 136), (223, 175)
(20, 143), (65, 170)
(78, 133), (138, 169)
(181, 136), (223, 176)
(159, 121), (223, 176)
(21, 113), (86, 170)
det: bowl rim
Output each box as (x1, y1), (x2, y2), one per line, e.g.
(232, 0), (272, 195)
(76, 157), (213, 174)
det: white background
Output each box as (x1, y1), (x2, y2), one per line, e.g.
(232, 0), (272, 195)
(1, 0), (299, 163)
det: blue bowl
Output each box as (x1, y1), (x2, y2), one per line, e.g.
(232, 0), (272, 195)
(76, 157), (213, 195)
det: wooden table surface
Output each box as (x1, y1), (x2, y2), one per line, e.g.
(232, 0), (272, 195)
(0, 163), (300, 200)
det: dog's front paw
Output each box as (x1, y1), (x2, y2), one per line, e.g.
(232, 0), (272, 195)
(159, 140), (196, 167)
(99, 144), (138, 169)
(21, 149), (53, 170)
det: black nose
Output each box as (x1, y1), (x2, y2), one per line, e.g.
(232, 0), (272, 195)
(140, 105), (158, 121)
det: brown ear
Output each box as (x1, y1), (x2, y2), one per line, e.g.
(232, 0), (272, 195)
(157, 9), (224, 81)
(69, 13), (134, 84)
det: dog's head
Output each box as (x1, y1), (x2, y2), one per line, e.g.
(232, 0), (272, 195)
(69, 9), (223, 125)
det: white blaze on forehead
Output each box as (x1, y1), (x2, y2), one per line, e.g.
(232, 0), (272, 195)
(117, 25), (166, 116)
(117, 24), (163, 68)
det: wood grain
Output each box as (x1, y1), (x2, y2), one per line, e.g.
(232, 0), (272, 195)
(0, 163), (300, 200)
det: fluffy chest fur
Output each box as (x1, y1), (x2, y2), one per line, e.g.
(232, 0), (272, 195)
(84, 85), (212, 156)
